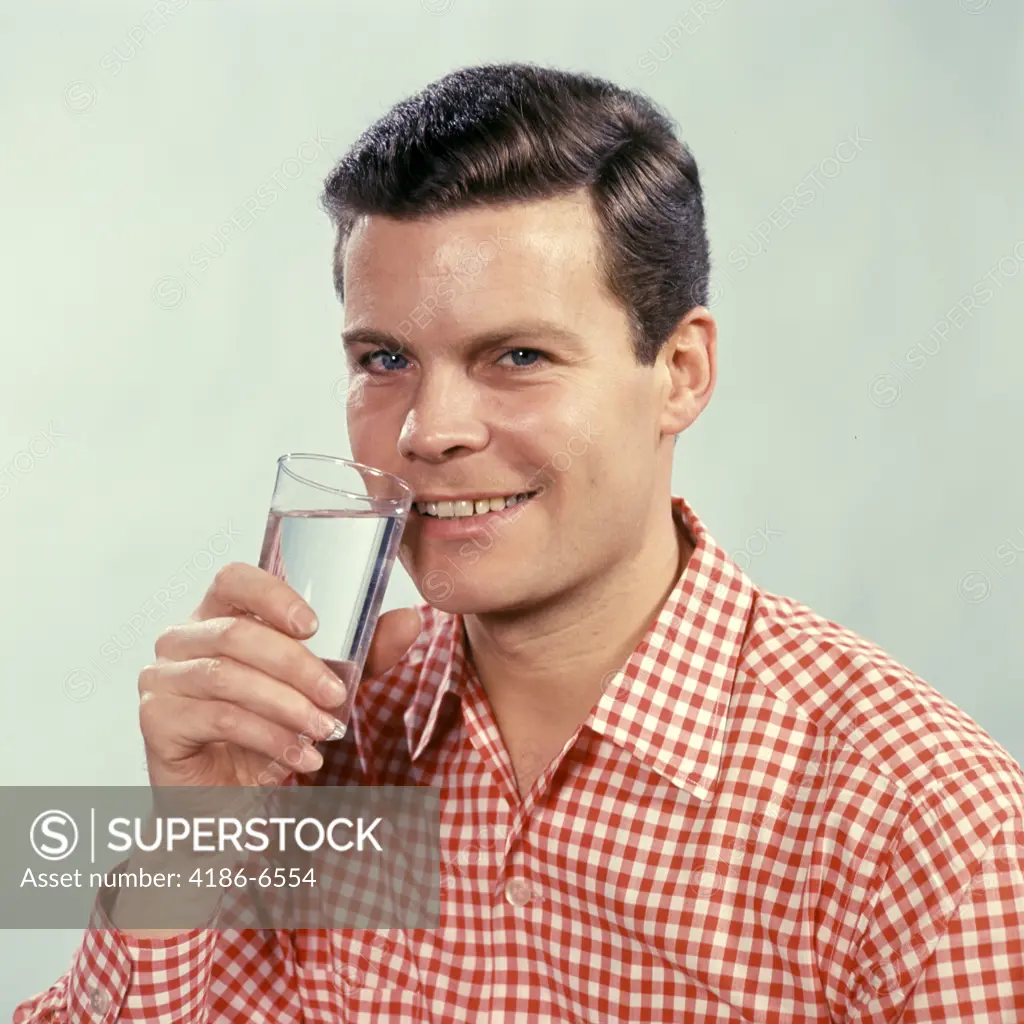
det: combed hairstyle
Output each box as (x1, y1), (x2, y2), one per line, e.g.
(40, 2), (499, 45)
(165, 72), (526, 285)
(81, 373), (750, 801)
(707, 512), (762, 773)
(320, 61), (710, 367)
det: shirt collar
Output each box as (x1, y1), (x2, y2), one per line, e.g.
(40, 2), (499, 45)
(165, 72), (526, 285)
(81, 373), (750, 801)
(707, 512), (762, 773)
(403, 495), (756, 801)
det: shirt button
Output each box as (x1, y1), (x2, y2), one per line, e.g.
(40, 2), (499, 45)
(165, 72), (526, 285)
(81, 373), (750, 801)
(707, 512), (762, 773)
(504, 877), (534, 907)
(88, 984), (110, 1013)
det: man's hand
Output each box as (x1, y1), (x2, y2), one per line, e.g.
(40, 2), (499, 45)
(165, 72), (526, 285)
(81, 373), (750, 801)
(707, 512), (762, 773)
(137, 562), (422, 789)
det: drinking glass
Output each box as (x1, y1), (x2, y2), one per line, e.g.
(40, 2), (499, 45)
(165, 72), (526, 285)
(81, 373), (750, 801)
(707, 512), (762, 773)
(257, 454), (413, 740)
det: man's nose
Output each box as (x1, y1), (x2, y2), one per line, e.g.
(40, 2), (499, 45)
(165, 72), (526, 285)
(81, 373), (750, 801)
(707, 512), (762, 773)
(397, 370), (488, 462)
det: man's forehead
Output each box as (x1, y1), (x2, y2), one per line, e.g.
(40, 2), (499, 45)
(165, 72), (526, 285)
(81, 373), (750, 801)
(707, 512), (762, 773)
(339, 195), (614, 343)
(345, 193), (601, 269)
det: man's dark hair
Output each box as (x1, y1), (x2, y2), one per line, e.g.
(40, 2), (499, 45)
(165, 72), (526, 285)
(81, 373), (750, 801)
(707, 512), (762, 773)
(320, 61), (710, 366)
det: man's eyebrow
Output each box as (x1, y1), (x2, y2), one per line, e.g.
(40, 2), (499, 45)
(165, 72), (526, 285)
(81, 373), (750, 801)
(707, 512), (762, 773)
(340, 321), (583, 353)
(341, 327), (404, 352)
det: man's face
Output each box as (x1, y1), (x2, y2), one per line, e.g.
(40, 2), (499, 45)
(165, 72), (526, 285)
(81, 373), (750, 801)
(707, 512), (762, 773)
(341, 192), (675, 613)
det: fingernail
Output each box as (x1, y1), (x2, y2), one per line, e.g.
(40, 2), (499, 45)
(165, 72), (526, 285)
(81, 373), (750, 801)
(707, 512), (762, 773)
(301, 747), (323, 771)
(318, 672), (347, 707)
(294, 604), (318, 633)
(324, 718), (347, 742)
(317, 712), (345, 741)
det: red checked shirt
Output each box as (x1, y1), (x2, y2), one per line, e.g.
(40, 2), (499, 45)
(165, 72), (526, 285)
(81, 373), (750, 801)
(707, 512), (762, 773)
(15, 495), (1024, 1022)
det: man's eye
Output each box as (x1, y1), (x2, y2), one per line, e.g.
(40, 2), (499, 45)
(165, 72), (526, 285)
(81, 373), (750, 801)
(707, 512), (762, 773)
(355, 348), (546, 372)
(358, 350), (408, 371)
(499, 348), (546, 368)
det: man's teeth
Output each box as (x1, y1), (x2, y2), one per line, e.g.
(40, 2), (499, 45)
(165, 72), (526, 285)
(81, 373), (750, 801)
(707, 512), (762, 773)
(415, 493), (534, 519)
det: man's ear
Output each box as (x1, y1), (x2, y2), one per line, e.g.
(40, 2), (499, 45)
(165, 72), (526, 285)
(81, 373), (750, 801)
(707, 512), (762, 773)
(658, 307), (717, 439)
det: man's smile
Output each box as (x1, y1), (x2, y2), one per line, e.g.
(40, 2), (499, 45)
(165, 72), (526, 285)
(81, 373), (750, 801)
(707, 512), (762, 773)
(413, 491), (539, 519)
(412, 491), (539, 538)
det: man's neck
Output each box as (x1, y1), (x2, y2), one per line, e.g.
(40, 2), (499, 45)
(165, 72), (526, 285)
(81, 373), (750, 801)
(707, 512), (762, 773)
(462, 498), (694, 730)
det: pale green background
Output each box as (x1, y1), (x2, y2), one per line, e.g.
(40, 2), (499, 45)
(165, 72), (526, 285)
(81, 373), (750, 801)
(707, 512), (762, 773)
(2, 0), (1022, 1011)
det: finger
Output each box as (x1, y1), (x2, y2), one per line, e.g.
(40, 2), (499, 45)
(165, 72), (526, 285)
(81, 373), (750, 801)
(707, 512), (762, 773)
(363, 607), (422, 681)
(139, 692), (324, 769)
(152, 616), (346, 709)
(191, 562), (319, 638)
(140, 659), (342, 742)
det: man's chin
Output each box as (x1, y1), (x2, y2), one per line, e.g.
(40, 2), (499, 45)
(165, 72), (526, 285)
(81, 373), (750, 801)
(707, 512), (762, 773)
(415, 568), (525, 615)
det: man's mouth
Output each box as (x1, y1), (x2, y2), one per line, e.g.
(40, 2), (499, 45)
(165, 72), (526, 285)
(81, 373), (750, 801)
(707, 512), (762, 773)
(414, 491), (539, 520)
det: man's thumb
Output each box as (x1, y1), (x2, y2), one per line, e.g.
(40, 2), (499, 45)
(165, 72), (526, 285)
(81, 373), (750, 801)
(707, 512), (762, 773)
(362, 607), (422, 680)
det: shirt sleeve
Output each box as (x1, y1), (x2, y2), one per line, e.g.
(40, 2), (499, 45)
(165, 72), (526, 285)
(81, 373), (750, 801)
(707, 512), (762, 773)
(12, 884), (303, 1022)
(899, 814), (1024, 1022)
(12, 731), (366, 1021)
(847, 810), (1024, 1022)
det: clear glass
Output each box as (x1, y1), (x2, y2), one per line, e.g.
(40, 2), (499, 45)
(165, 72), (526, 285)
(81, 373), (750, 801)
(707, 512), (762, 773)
(257, 454), (413, 740)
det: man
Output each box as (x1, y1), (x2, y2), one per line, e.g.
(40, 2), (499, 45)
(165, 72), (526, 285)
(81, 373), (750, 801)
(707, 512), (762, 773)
(17, 62), (1024, 1022)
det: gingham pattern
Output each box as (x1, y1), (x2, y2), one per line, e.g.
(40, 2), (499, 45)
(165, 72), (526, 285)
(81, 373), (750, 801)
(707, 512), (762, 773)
(15, 496), (1024, 1022)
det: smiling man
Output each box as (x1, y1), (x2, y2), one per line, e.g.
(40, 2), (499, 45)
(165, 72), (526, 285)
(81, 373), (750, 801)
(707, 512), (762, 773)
(313, 62), (1023, 1022)
(16, 61), (1024, 1023)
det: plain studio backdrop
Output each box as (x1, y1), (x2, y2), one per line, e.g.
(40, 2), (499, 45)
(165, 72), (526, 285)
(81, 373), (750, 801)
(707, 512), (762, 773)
(2, 0), (1022, 1011)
